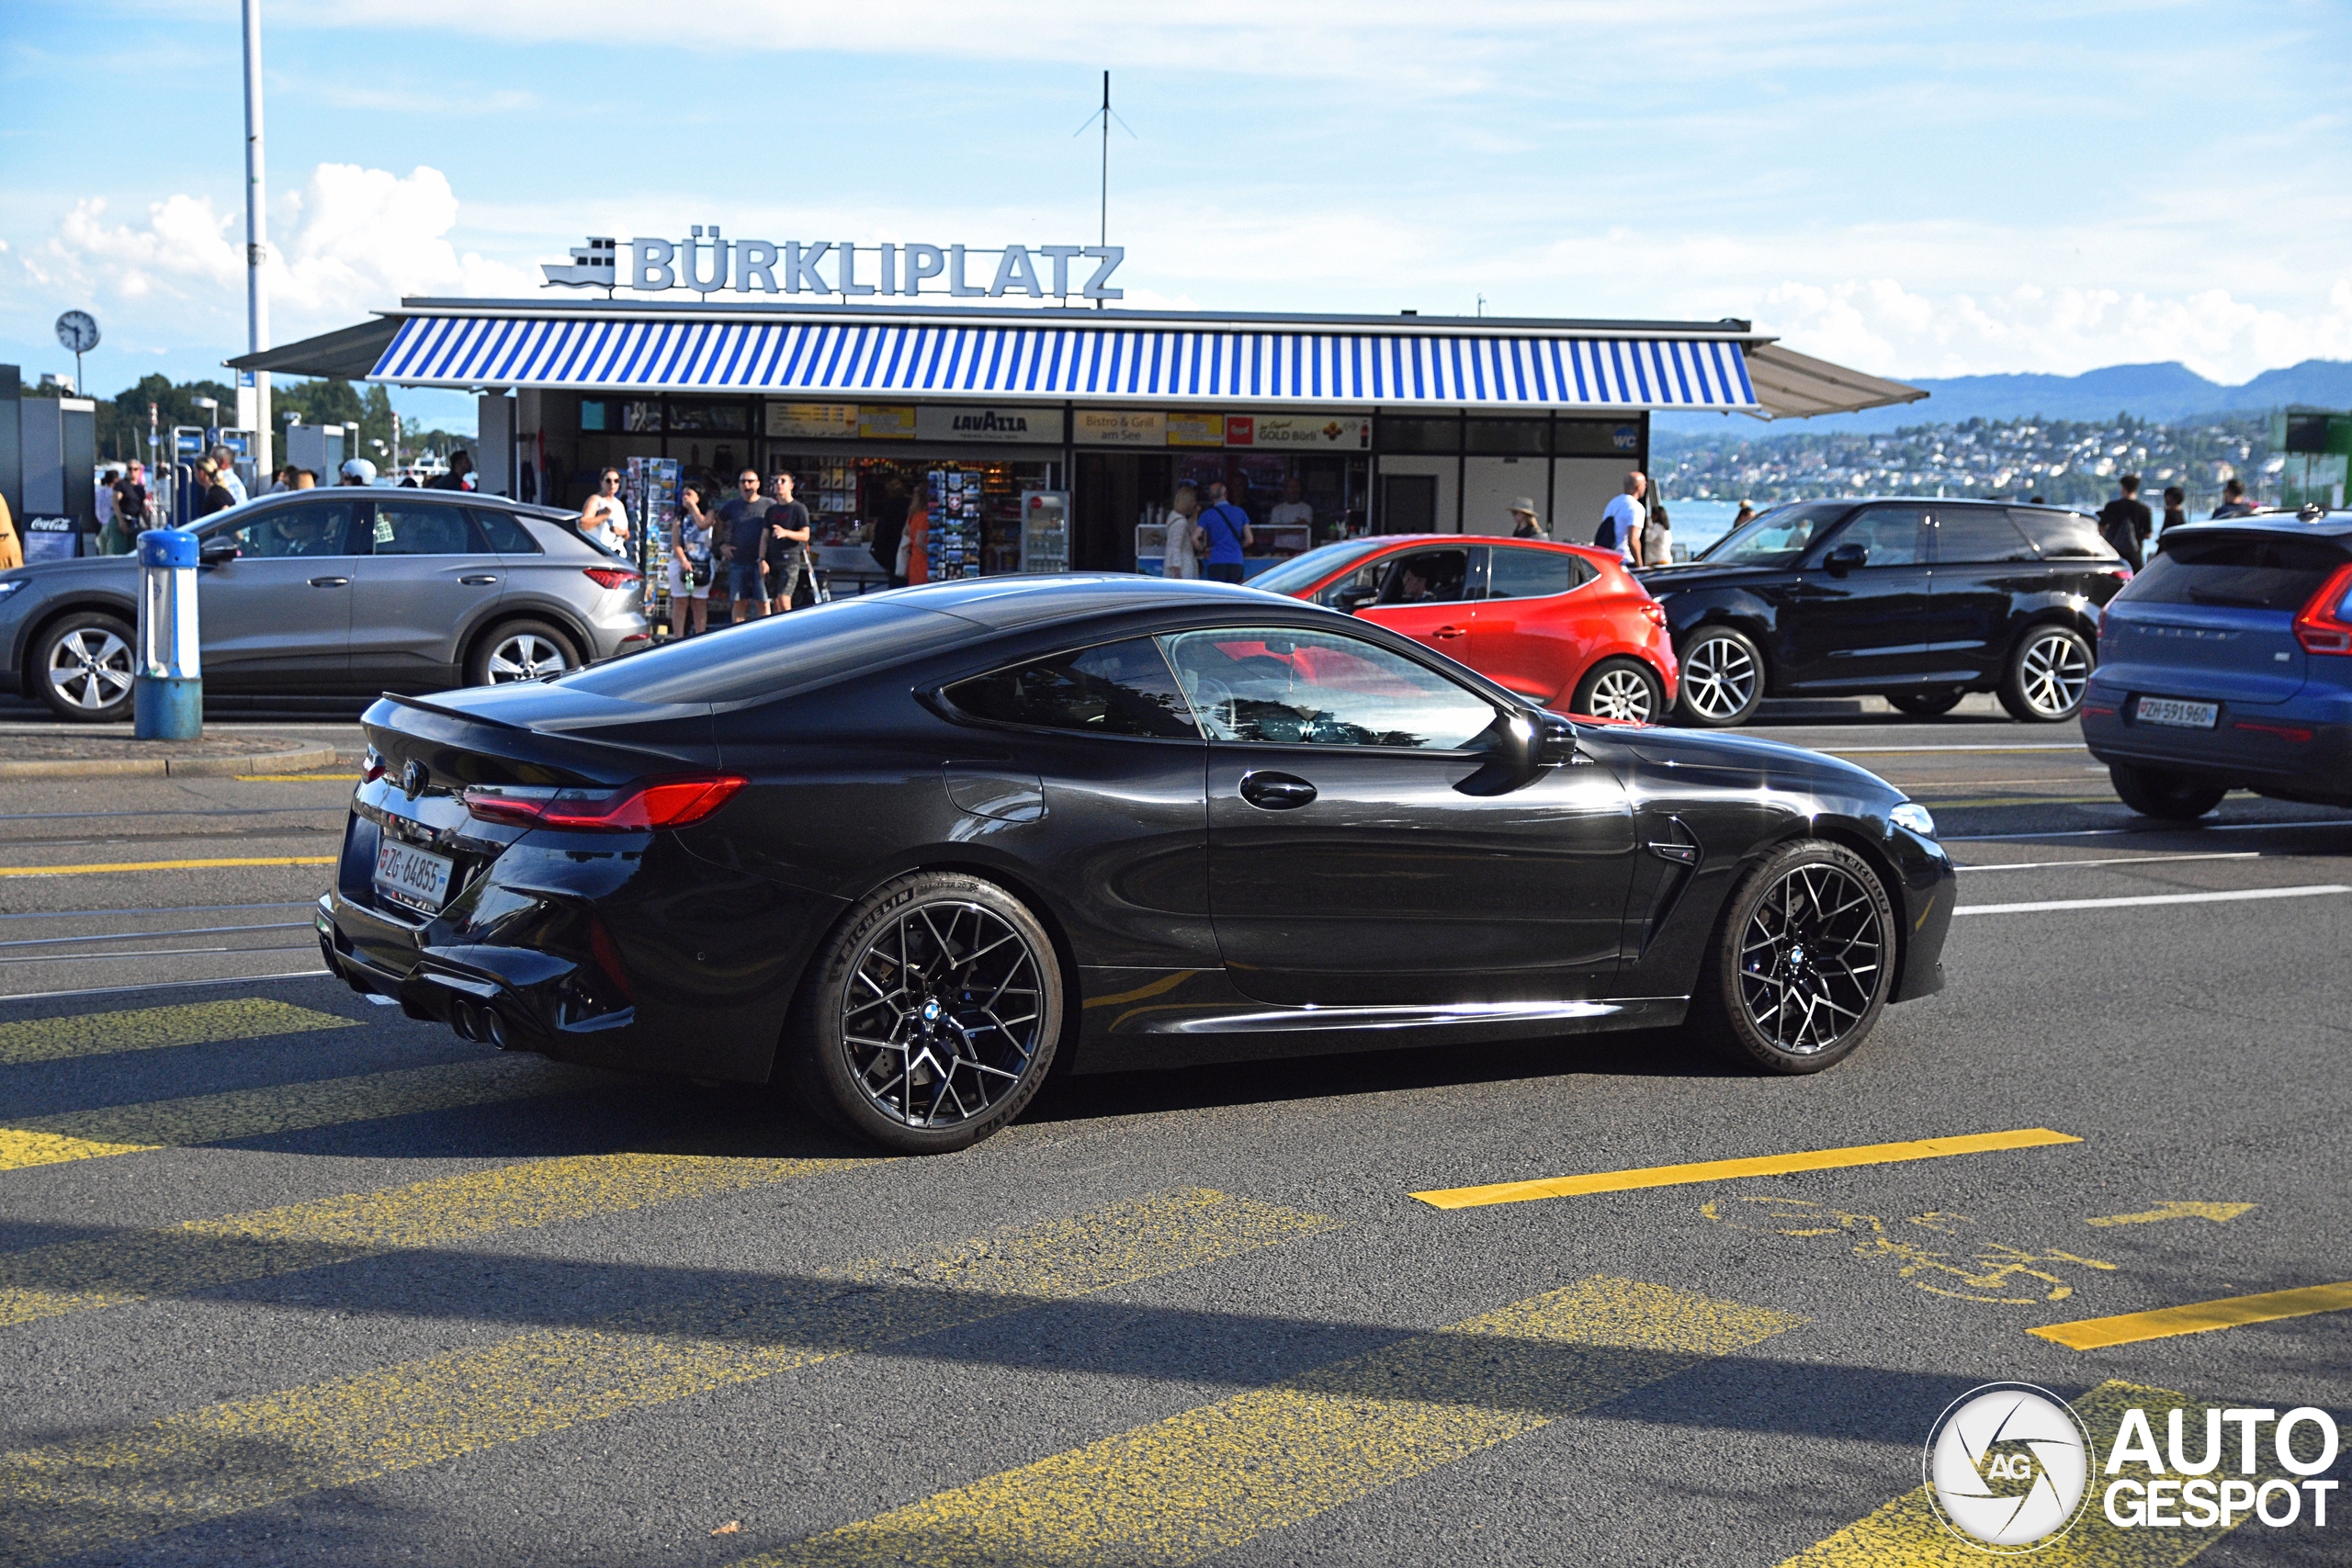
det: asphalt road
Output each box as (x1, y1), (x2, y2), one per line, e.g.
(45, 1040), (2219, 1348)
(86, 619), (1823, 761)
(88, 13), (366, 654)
(0, 698), (2346, 1565)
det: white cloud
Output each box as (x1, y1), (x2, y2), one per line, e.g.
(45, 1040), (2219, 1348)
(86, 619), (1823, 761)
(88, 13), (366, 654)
(1748, 276), (2352, 384)
(15, 163), (538, 361)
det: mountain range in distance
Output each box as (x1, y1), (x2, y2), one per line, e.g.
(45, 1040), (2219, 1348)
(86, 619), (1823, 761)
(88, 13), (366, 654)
(1657, 357), (2352, 435)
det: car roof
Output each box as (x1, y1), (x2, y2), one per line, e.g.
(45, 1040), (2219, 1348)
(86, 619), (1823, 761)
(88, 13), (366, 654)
(1354, 533), (1614, 556)
(2162, 509), (2352, 541)
(887, 573), (1279, 629)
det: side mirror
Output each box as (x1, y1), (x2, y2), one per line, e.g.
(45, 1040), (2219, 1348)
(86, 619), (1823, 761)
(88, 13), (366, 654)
(1332, 585), (1377, 615)
(1537, 714), (1579, 764)
(1824, 542), (1867, 577)
(1460, 708), (1544, 795)
(198, 538), (239, 566)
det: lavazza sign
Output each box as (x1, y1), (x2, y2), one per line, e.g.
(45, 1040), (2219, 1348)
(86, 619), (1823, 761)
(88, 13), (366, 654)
(544, 231), (1125, 301)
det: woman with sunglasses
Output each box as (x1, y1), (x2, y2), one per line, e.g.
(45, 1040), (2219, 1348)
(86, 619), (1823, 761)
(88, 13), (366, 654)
(580, 468), (631, 557)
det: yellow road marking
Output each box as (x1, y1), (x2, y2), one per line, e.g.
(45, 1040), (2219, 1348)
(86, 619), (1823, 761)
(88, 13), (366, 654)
(2086, 1201), (2255, 1228)
(734, 1276), (1801, 1568)
(1413, 1128), (2082, 1210)
(0, 1190), (1338, 1565)
(0, 1056), (601, 1172)
(1779, 1381), (2273, 1567)
(234, 773), (360, 781)
(0, 856), (337, 878)
(2031, 1280), (2352, 1350)
(0, 1151), (866, 1329)
(0, 998), (356, 1066)
(1901, 795), (2119, 808)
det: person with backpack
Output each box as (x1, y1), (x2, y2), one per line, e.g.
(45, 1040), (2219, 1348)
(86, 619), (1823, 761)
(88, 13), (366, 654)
(1196, 481), (1252, 583)
(1597, 471), (1645, 562)
(2097, 474), (2152, 570)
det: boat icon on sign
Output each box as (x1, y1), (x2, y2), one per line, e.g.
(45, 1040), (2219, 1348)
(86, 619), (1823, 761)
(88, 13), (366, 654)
(543, 238), (618, 289)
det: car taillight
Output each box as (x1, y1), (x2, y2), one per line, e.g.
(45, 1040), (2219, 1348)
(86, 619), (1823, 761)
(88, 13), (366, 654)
(582, 566), (640, 591)
(2292, 563), (2352, 655)
(463, 774), (747, 831)
(361, 747), (386, 784)
(1638, 601), (1668, 628)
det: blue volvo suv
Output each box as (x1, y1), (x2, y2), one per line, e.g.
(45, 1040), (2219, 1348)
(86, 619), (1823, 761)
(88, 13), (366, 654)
(2082, 508), (2352, 818)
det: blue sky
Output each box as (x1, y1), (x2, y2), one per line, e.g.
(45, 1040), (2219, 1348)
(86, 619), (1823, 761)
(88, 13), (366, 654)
(6, 0), (2348, 433)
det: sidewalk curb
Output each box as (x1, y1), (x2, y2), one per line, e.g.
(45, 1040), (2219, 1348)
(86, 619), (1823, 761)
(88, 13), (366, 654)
(0, 743), (342, 781)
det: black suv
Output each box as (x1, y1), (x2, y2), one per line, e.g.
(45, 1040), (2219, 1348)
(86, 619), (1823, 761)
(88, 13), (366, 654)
(1639, 499), (2132, 726)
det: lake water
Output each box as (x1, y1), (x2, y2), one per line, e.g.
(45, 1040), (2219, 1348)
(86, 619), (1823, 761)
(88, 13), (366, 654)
(1653, 498), (1743, 558)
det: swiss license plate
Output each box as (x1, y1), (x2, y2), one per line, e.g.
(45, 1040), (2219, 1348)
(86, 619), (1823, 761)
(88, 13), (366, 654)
(2136, 696), (2219, 729)
(374, 840), (454, 914)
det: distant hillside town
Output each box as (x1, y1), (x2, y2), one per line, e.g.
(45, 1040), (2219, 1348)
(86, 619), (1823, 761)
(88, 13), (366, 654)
(1656, 411), (2325, 512)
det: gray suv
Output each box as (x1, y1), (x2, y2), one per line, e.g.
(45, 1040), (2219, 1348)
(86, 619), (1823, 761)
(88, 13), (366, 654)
(0, 490), (650, 721)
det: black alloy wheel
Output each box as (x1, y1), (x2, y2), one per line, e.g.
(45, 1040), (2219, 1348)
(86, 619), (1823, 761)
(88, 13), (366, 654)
(1673, 626), (1765, 728)
(2109, 764), (2227, 821)
(37, 612), (138, 723)
(1999, 626), (2093, 722)
(1690, 840), (1896, 1073)
(788, 871), (1062, 1152)
(1571, 657), (1666, 724)
(1887, 688), (1964, 717)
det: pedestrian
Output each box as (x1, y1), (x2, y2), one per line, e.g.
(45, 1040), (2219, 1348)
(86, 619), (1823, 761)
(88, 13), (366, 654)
(1162, 486), (1203, 579)
(716, 469), (770, 622)
(426, 450), (475, 491)
(1599, 471), (1646, 563)
(293, 469), (318, 490)
(207, 446), (249, 506)
(1508, 497), (1547, 540)
(1196, 480), (1251, 583)
(2211, 478), (2256, 519)
(669, 479), (715, 637)
(94, 466), (119, 549)
(764, 471), (814, 611)
(195, 459), (236, 518)
(869, 479), (909, 584)
(339, 457), (377, 486)
(112, 461), (151, 549)
(899, 489), (927, 587)
(2097, 474), (2153, 570)
(2161, 485), (2188, 536)
(266, 464), (297, 495)
(0, 487), (19, 570)
(1642, 495), (1672, 567)
(580, 468), (631, 555)
(1269, 476), (1314, 530)
(1732, 501), (1757, 529)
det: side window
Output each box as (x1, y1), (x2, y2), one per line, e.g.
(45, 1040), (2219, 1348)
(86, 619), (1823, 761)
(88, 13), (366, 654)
(945, 637), (1200, 740)
(370, 502), (487, 556)
(1831, 504), (1927, 567)
(1930, 508), (2039, 564)
(2010, 509), (2121, 561)
(207, 501), (358, 558)
(1485, 547), (1589, 600)
(1377, 547), (1471, 604)
(469, 508), (545, 555)
(1160, 627), (1499, 750)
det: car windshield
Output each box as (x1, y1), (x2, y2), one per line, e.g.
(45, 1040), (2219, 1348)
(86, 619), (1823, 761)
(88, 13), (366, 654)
(1698, 502), (1851, 567)
(1246, 538), (1393, 596)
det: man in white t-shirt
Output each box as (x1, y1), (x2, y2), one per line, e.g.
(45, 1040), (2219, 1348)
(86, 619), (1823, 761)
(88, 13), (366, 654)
(1268, 476), (1314, 530)
(1600, 471), (1646, 564)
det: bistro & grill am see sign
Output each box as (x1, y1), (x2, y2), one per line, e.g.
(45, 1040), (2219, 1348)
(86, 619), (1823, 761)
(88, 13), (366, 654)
(544, 232), (1125, 301)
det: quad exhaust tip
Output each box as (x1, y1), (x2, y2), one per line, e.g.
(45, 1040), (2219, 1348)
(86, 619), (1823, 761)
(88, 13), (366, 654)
(450, 1000), (481, 1042)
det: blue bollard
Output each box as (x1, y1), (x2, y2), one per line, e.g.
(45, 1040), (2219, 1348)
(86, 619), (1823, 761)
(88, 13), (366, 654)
(133, 528), (203, 741)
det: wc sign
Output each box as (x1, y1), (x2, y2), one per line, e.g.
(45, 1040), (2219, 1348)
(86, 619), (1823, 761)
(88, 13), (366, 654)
(544, 232), (1125, 301)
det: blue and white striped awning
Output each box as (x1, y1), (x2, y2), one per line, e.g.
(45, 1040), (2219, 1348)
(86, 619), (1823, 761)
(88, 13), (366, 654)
(368, 312), (1759, 411)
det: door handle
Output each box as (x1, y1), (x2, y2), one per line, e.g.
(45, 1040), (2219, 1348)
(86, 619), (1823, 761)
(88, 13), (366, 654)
(1432, 625), (1466, 640)
(459, 575), (500, 585)
(307, 576), (350, 587)
(1238, 771), (1317, 810)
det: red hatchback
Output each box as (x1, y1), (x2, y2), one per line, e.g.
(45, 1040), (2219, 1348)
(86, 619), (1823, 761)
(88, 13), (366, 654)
(1247, 535), (1679, 722)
